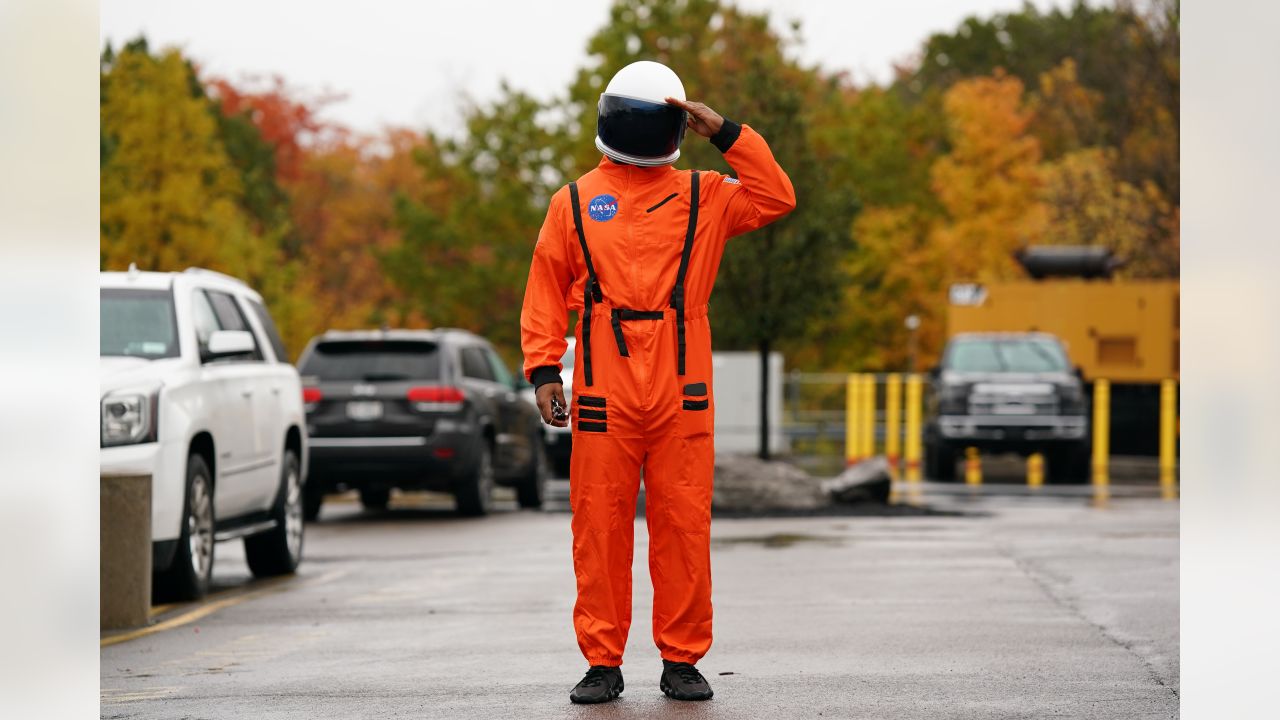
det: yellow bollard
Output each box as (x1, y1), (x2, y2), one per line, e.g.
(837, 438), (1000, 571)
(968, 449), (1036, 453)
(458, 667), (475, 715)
(904, 375), (923, 483)
(845, 374), (860, 466)
(964, 447), (982, 485)
(1159, 379), (1178, 495)
(885, 374), (902, 475)
(1027, 453), (1044, 488)
(861, 374), (876, 461)
(1092, 379), (1111, 490)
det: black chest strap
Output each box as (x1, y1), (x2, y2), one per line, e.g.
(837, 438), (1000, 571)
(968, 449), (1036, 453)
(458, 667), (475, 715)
(568, 182), (602, 386)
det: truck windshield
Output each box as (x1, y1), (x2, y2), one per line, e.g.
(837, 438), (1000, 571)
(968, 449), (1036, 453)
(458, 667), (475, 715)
(946, 338), (1069, 373)
(101, 288), (180, 359)
(300, 340), (441, 381)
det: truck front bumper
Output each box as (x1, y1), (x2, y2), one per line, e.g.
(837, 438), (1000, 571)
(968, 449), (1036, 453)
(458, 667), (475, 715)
(935, 414), (1088, 443)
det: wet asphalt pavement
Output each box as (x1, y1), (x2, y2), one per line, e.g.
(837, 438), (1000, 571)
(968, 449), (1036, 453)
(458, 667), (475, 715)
(102, 472), (1178, 719)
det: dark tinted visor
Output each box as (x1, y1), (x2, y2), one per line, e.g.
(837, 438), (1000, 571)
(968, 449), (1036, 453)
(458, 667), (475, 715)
(597, 94), (687, 159)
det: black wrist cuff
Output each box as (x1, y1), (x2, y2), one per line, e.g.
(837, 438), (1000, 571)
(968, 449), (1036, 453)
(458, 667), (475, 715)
(530, 365), (563, 390)
(710, 119), (742, 153)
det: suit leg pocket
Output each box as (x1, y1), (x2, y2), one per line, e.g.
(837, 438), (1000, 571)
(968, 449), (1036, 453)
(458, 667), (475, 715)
(676, 382), (713, 438)
(574, 394), (609, 434)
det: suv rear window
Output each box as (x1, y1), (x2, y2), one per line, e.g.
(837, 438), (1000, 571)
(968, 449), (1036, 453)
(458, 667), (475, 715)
(300, 340), (441, 381)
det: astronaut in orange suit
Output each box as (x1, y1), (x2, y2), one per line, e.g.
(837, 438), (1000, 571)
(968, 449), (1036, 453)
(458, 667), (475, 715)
(520, 60), (795, 704)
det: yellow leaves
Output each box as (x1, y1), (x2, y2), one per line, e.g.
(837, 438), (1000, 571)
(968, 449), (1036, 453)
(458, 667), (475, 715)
(1039, 148), (1175, 277)
(930, 72), (1047, 282)
(101, 48), (255, 278)
(1032, 59), (1103, 157)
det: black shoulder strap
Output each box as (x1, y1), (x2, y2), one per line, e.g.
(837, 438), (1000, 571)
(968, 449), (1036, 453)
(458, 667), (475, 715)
(669, 171), (700, 375)
(568, 182), (601, 386)
(568, 182), (603, 303)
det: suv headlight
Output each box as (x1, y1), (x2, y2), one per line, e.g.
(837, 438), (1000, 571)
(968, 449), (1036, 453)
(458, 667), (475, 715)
(101, 390), (159, 447)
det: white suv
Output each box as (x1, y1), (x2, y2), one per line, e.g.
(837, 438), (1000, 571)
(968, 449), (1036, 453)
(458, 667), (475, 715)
(100, 267), (308, 600)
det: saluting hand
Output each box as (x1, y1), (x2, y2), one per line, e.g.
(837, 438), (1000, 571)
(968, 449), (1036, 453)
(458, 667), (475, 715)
(666, 97), (724, 138)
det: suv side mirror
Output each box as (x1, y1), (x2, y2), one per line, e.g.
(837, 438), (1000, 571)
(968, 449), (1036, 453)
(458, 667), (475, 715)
(205, 330), (255, 360)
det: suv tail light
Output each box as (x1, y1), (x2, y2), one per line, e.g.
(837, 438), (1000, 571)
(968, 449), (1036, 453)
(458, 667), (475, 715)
(407, 386), (465, 411)
(302, 387), (322, 412)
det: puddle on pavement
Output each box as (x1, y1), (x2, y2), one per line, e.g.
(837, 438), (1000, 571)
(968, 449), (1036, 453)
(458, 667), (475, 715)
(711, 532), (845, 549)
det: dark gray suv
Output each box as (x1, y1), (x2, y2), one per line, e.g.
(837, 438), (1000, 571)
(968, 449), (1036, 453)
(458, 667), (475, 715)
(924, 332), (1089, 483)
(297, 329), (546, 517)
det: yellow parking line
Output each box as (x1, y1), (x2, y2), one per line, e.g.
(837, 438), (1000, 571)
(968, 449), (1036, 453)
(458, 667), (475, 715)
(102, 570), (345, 648)
(147, 602), (178, 618)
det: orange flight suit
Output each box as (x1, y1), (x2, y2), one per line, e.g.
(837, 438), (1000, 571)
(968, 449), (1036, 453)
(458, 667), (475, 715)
(521, 121), (795, 667)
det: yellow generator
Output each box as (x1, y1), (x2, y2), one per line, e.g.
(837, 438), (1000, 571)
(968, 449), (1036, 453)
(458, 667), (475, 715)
(947, 247), (1178, 455)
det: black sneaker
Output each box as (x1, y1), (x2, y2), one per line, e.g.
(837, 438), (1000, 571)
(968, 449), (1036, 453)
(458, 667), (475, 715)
(660, 659), (714, 701)
(569, 665), (624, 704)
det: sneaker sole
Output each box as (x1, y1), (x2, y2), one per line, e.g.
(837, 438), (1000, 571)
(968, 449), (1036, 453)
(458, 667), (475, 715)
(569, 682), (623, 704)
(660, 676), (714, 701)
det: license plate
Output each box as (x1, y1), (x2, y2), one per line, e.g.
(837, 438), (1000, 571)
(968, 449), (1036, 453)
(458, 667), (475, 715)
(346, 401), (383, 421)
(993, 403), (1035, 415)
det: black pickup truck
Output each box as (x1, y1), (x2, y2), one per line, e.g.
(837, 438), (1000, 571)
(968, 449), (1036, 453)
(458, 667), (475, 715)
(924, 332), (1090, 483)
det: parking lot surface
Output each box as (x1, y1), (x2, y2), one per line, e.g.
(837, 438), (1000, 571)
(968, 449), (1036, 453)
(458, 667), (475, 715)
(102, 476), (1178, 719)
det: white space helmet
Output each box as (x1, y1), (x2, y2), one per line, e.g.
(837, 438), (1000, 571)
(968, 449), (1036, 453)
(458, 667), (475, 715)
(595, 60), (688, 167)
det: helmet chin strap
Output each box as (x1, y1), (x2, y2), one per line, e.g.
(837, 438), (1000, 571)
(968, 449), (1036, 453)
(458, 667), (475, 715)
(595, 136), (681, 167)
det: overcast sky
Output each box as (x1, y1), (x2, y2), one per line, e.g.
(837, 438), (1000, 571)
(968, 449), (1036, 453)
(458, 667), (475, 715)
(101, 0), (1079, 136)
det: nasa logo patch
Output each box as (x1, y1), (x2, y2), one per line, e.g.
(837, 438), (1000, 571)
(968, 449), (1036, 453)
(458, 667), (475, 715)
(587, 194), (619, 222)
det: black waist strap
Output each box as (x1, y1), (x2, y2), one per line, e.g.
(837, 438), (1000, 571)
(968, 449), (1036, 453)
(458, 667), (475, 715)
(614, 308), (665, 320)
(610, 308), (666, 358)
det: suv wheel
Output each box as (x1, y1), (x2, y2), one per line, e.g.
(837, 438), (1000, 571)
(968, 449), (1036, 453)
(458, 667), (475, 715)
(360, 487), (391, 511)
(154, 453), (215, 601)
(455, 440), (495, 517)
(516, 441), (548, 510)
(245, 450), (305, 577)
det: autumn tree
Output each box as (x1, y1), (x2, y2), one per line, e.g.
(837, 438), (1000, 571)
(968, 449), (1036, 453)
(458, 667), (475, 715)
(100, 40), (271, 283)
(1040, 148), (1175, 277)
(907, 0), (1179, 223)
(930, 71), (1047, 281)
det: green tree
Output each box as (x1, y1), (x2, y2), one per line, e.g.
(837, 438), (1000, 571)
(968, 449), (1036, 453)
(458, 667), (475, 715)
(382, 86), (577, 366)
